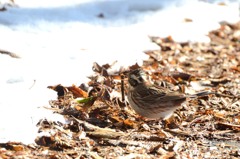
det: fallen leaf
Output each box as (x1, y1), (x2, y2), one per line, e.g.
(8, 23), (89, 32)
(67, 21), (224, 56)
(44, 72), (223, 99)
(67, 84), (88, 98)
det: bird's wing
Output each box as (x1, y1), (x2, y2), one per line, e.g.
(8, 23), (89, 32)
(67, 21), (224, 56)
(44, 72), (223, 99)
(134, 84), (184, 101)
(142, 91), (186, 103)
(134, 85), (167, 97)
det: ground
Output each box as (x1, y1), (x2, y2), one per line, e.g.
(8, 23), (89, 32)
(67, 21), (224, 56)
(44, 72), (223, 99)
(1, 21), (240, 159)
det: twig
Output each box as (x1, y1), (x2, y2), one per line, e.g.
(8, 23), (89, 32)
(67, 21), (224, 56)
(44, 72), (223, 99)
(71, 116), (125, 139)
(0, 49), (20, 58)
(29, 79), (36, 89)
(121, 73), (125, 102)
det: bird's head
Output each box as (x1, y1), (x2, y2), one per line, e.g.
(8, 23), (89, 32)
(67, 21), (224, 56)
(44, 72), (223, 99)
(128, 69), (147, 87)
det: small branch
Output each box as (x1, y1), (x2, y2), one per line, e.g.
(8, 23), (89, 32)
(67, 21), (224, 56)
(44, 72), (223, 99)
(71, 116), (125, 139)
(0, 49), (20, 58)
(121, 73), (125, 102)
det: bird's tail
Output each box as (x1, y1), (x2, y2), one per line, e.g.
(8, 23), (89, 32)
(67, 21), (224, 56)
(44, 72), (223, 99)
(187, 91), (239, 98)
(187, 90), (214, 98)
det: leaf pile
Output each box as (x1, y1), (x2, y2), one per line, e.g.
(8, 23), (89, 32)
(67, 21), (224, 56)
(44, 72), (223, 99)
(1, 21), (240, 158)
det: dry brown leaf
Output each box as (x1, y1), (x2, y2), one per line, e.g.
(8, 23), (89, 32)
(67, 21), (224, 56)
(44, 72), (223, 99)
(67, 84), (88, 98)
(12, 145), (24, 151)
(123, 118), (138, 128)
(129, 63), (141, 70)
(0, 143), (25, 151)
(47, 84), (68, 96)
(183, 18), (193, 22)
(111, 74), (121, 80)
(145, 50), (162, 61)
(230, 66), (240, 72)
(35, 136), (55, 147)
(170, 72), (192, 81)
(216, 122), (240, 131)
(213, 111), (226, 120)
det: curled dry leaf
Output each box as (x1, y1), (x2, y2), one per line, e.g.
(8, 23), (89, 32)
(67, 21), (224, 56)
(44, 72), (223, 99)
(47, 84), (67, 96)
(35, 136), (55, 147)
(48, 84), (88, 98)
(170, 71), (192, 81)
(67, 84), (88, 98)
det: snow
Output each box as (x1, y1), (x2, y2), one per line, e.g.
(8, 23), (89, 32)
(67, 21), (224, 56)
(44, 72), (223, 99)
(0, 0), (239, 144)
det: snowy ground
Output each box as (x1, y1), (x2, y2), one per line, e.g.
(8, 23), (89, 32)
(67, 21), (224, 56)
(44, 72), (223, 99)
(0, 0), (239, 144)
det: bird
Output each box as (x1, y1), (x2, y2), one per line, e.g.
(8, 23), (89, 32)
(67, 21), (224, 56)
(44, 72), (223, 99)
(127, 69), (210, 120)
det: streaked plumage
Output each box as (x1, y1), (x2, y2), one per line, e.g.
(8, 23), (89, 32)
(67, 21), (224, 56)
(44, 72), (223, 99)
(127, 69), (189, 119)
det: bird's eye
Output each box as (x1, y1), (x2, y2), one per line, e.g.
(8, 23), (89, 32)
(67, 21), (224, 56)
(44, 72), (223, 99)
(129, 78), (138, 87)
(129, 74), (144, 86)
(128, 69), (146, 87)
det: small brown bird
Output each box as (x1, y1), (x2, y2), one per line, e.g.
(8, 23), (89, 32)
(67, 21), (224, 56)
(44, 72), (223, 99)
(127, 69), (209, 119)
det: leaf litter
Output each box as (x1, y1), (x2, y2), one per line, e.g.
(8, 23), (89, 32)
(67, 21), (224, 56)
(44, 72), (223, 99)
(1, 21), (240, 158)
